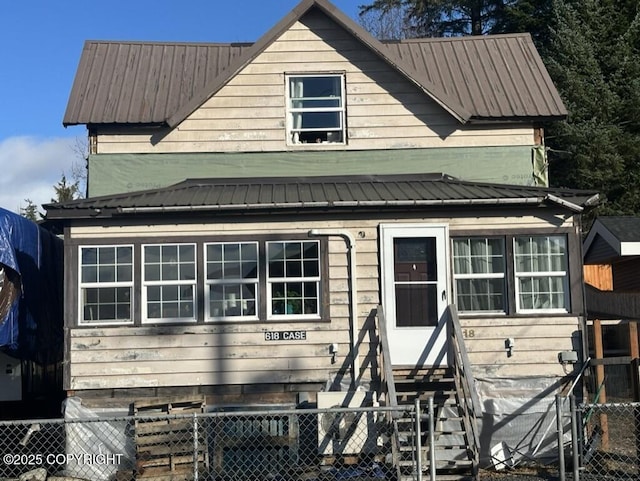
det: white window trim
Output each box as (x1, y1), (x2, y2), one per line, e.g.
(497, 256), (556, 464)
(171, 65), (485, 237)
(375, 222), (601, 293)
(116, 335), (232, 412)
(142, 243), (197, 324)
(514, 236), (569, 314)
(286, 73), (346, 146)
(452, 237), (507, 315)
(266, 240), (322, 321)
(78, 245), (134, 326)
(204, 241), (260, 322)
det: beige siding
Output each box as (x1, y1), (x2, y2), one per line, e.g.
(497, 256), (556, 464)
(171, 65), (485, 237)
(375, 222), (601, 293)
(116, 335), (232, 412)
(460, 317), (580, 378)
(94, 14), (534, 154)
(66, 211), (577, 390)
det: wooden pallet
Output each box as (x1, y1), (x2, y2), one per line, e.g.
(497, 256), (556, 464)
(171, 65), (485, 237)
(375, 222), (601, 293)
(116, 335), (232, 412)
(131, 396), (209, 480)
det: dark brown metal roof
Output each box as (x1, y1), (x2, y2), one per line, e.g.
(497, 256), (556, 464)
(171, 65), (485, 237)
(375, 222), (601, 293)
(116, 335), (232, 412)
(63, 41), (251, 125)
(63, 0), (565, 128)
(385, 34), (567, 120)
(44, 174), (598, 220)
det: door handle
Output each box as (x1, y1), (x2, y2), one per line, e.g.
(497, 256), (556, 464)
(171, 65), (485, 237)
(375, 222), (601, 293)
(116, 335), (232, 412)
(441, 290), (447, 301)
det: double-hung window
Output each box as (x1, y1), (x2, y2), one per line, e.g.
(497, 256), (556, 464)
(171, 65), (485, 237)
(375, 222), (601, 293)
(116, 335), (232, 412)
(267, 241), (321, 319)
(79, 245), (133, 324)
(77, 237), (325, 325)
(452, 238), (506, 314)
(514, 235), (568, 312)
(143, 244), (196, 323)
(287, 74), (345, 145)
(205, 242), (259, 321)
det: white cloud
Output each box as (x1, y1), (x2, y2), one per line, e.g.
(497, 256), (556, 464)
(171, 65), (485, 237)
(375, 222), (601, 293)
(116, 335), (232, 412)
(0, 136), (83, 215)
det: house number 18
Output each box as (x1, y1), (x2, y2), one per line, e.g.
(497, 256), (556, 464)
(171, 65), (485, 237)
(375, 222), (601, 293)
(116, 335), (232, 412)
(462, 329), (475, 339)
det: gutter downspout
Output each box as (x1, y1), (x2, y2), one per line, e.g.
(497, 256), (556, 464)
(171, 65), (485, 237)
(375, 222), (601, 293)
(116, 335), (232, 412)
(308, 229), (359, 389)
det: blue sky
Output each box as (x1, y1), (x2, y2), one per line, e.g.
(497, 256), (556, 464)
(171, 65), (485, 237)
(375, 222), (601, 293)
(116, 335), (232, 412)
(0, 0), (361, 213)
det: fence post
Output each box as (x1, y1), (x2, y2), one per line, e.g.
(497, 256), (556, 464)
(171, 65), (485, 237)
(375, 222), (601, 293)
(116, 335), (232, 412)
(428, 396), (436, 481)
(570, 395), (579, 481)
(556, 395), (565, 481)
(193, 413), (199, 481)
(415, 398), (422, 481)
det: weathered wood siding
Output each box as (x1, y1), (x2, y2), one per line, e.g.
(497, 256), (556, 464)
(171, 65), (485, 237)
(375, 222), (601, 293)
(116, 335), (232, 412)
(66, 210), (580, 390)
(93, 11), (534, 154)
(461, 316), (580, 378)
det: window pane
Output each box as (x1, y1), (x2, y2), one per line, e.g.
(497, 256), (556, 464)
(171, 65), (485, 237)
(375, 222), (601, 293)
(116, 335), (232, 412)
(146, 264), (160, 281)
(117, 246), (132, 263)
(298, 112), (341, 129)
(179, 244), (195, 263)
(241, 243), (258, 261)
(286, 260), (302, 277)
(162, 263), (178, 280)
(99, 247), (115, 264)
(145, 246), (160, 263)
(82, 266), (97, 283)
(208, 244), (223, 262)
(82, 248), (97, 265)
(286, 243), (302, 259)
(208, 262), (223, 279)
(394, 238), (436, 282)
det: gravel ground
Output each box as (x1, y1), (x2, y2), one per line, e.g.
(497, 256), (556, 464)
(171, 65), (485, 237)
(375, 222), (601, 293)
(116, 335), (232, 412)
(478, 466), (565, 480)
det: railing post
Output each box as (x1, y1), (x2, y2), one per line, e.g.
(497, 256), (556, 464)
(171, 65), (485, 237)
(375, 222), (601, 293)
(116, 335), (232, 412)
(556, 395), (565, 481)
(415, 398), (422, 481)
(428, 396), (436, 481)
(570, 395), (579, 481)
(193, 413), (199, 481)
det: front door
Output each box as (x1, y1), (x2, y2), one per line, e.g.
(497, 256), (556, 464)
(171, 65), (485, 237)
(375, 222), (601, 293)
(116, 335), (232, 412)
(380, 224), (449, 367)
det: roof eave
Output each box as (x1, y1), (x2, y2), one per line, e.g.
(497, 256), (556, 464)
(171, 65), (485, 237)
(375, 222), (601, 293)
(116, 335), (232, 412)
(45, 195), (582, 221)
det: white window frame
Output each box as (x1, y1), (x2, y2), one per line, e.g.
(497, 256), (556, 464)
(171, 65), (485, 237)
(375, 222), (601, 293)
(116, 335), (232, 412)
(142, 243), (197, 324)
(204, 241), (259, 322)
(266, 240), (321, 321)
(452, 237), (507, 315)
(514, 235), (569, 313)
(286, 74), (346, 146)
(78, 245), (134, 326)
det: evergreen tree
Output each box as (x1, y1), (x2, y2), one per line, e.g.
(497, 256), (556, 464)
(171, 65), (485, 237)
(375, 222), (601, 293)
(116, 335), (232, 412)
(20, 199), (41, 221)
(545, 0), (640, 218)
(52, 174), (80, 203)
(359, 0), (552, 39)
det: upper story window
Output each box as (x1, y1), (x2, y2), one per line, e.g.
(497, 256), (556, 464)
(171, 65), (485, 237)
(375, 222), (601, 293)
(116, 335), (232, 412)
(142, 243), (197, 323)
(287, 74), (345, 145)
(452, 234), (570, 315)
(205, 242), (259, 321)
(79, 245), (133, 324)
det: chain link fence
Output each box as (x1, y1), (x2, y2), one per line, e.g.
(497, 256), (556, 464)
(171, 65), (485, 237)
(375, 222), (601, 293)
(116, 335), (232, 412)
(577, 401), (640, 481)
(0, 405), (416, 481)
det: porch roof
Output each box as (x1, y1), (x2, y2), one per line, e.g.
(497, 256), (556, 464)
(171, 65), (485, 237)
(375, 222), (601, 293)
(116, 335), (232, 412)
(44, 174), (599, 220)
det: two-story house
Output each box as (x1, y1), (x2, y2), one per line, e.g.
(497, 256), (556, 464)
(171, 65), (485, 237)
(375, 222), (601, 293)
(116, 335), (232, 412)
(47, 0), (598, 473)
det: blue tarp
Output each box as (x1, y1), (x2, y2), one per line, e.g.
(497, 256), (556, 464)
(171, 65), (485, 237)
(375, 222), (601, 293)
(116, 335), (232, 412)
(0, 207), (63, 363)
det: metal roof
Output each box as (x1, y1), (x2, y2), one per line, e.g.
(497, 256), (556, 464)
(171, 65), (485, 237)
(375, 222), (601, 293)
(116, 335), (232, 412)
(385, 35), (566, 120)
(63, 0), (565, 127)
(44, 174), (598, 220)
